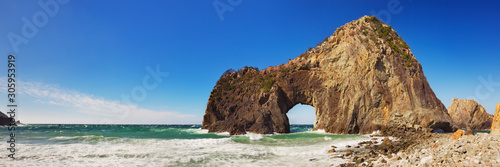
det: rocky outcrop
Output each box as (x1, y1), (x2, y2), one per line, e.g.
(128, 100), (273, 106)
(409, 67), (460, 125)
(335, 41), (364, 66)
(202, 16), (454, 135)
(491, 103), (500, 135)
(447, 98), (493, 131)
(0, 111), (13, 126)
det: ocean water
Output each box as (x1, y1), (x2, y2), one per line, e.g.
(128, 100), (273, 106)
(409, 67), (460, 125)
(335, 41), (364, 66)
(0, 124), (375, 166)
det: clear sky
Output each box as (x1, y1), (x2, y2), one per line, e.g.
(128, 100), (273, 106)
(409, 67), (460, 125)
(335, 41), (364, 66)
(0, 0), (499, 124)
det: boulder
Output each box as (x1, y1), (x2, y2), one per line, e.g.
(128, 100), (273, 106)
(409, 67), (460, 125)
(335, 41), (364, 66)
(451, 129), (465, 140)
(448, 98), (493, 131)
(491, 103), (500, 135)
(381, 137), (392, 146)
(202, 16), (453, 135)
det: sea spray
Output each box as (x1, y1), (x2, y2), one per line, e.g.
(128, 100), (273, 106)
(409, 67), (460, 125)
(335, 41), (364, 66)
(1, 124), (368, 166)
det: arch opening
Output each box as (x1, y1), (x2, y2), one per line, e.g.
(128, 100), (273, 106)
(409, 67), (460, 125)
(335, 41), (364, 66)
(286, 103), (316, 133)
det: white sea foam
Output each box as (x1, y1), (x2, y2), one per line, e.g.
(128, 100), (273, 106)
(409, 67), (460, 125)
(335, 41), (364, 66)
(215, 131), (230, 136)
(370, 130), (381, 136)
(181, 128), (209, 134)
(3, 133), (368, 167)
(311, 129), (327, 133)
(245, 133), (264, 140)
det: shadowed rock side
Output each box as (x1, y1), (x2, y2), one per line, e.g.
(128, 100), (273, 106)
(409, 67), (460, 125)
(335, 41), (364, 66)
(0, 111), (13, 126)
(202, 16), (453, 135)
(491, 103), (500, 135)
(447, 98), (493, 131)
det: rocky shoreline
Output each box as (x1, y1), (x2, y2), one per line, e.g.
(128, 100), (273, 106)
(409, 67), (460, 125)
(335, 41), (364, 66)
(330, 130), (499, 166)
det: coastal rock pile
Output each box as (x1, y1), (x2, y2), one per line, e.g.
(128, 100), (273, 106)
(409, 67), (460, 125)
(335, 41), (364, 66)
(491, 103), (500, 135)
(447, 98), (493, 132)
(381, 133), (500, 166)
(202, 16), (454, 135)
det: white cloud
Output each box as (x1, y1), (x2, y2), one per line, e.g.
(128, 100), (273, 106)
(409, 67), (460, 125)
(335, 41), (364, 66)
(0, 79), (197, 124)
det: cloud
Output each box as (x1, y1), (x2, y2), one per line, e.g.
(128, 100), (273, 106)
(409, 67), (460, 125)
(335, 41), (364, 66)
(0, 79), (196, 124)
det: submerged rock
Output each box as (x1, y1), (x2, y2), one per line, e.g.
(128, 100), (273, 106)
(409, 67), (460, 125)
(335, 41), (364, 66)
(448, 98), (492, 131)
(202, 16), (453, 135)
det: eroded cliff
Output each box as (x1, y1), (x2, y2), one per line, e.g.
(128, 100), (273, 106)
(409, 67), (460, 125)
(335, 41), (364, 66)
(202, 16), (453, 135)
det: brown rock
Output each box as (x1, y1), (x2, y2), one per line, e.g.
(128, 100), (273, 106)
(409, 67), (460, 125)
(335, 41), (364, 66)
(202, 16), (454, 135)
(331, 155), (343, 159)
(387, 154), (393, 159)
(491, 103), (500, 135)
(465, 126), (474, 135)
(381, 137), (392, 146)
(451, 129), (465, 140)
(328, 149), (336, 153)
(344, 150), (354, 156)
(448, 98), (493, 131)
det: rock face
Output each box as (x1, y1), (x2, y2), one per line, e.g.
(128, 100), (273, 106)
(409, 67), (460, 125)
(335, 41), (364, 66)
(0, 111), (13, 126)
(491, 103), (500, 135)
(448, 98), (493, 131)
(202, 16), (454, 135)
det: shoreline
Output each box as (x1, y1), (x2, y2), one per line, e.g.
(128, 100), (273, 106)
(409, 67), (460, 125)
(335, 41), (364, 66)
(331, 130), (499, 166)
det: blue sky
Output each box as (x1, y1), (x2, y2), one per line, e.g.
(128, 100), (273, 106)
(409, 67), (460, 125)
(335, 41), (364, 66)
(0, 0), (499, 124)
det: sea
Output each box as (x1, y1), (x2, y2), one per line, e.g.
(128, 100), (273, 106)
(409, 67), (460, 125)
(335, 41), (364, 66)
(0, 124), (379, 167)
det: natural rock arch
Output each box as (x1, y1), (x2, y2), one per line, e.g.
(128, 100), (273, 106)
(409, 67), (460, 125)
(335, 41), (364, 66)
(202, 16), (453, 135)
(286, 103), (316, 125)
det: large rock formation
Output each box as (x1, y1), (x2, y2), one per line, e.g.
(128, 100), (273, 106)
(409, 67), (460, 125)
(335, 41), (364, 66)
(491, 103), (500, 135)
(202, 16), (453, 135)
(448, 98), (493, 131)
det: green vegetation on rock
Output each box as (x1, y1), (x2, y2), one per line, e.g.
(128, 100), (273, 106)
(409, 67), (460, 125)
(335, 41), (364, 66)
(365, 15), (414, 67)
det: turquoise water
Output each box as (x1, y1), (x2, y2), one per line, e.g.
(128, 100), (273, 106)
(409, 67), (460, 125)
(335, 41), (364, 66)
(0, 124), (370, 166)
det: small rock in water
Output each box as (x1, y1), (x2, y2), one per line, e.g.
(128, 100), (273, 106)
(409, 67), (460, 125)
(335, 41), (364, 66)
(381, 137), (392, 146)
(331, 155), (343, 159)
(346, 145), (351, 148)
(328, 149), (336, 153)
(331, 145), (337, 148)
(344, 150), (354, 156)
